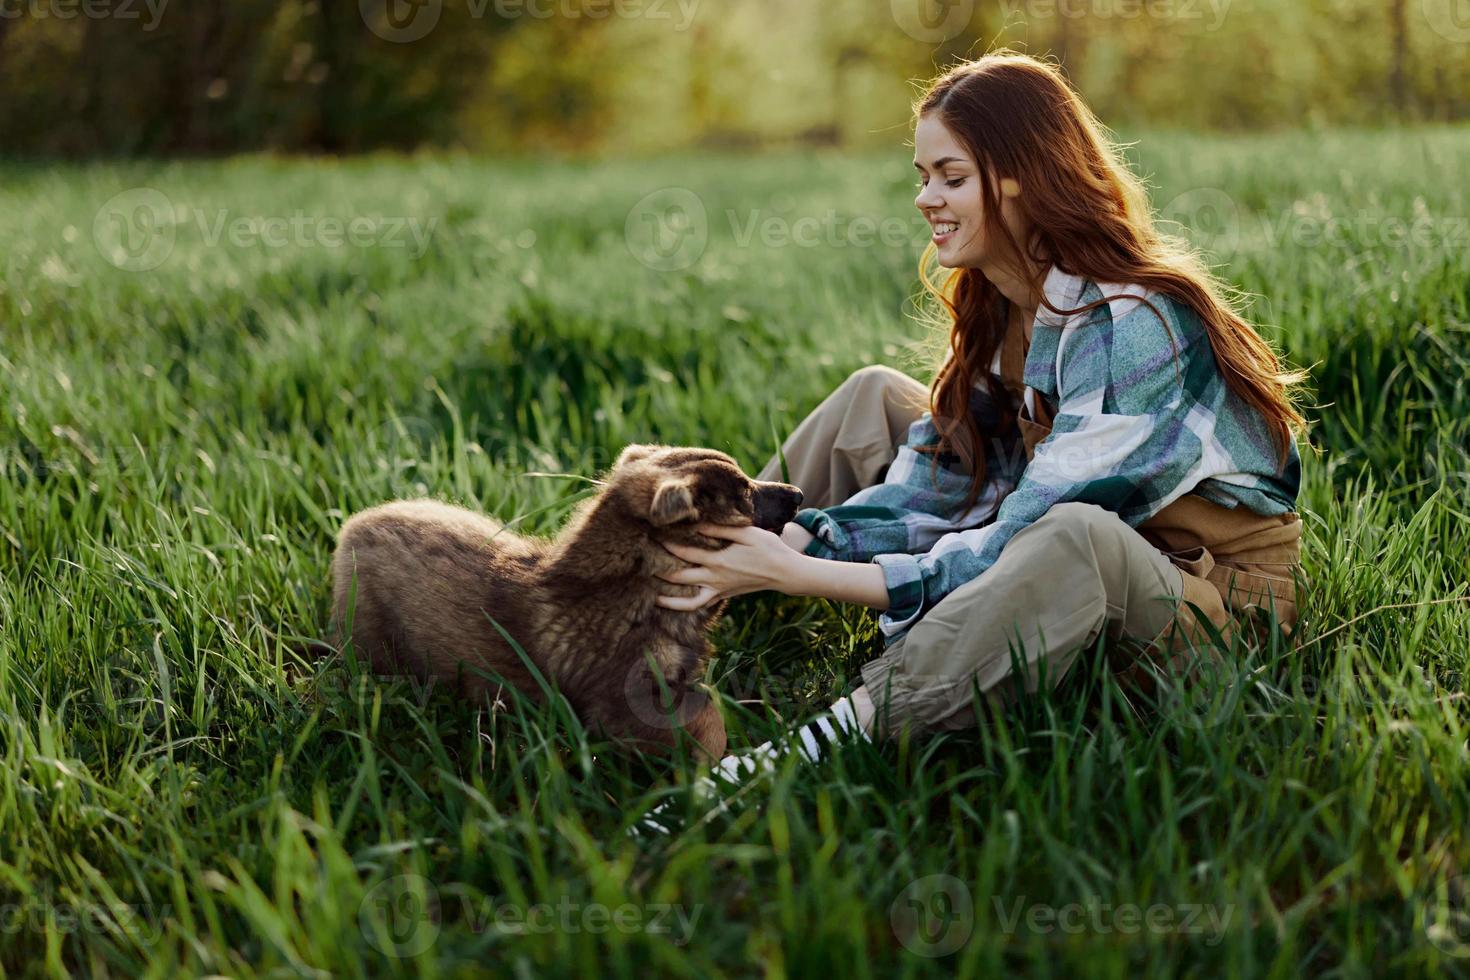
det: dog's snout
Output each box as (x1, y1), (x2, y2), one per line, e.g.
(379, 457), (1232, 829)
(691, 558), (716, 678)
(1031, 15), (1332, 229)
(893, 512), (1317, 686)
(751, 481), (804, 531)
(780, 483), (804, 509)
(768, 485), (801, 508)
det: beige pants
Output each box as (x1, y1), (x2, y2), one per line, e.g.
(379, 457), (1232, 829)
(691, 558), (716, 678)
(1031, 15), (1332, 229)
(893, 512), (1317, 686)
(757, 366), (1188, 737)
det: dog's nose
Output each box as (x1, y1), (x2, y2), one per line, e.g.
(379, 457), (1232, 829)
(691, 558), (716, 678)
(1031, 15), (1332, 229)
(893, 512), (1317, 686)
(752, 482), (806, 531)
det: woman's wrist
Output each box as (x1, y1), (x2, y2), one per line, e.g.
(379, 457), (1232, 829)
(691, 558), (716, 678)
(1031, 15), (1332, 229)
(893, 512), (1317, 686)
(779, 521), (816, 554)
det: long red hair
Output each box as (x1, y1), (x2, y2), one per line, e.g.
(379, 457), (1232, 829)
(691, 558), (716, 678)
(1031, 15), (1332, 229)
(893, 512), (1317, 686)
(911, 50), (1309, 512)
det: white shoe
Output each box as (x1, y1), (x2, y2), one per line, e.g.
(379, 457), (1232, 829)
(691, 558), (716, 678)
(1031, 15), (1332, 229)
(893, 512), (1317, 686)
(633, 745), (777, 837)
(632, 697), (867, 837)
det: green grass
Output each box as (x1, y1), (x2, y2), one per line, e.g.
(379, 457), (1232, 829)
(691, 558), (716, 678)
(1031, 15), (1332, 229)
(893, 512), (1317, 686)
(2, 127), (1469, 976)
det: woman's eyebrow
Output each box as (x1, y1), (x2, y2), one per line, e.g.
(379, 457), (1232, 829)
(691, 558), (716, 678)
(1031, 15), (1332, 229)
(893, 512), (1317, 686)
(913, 156), (966, 171)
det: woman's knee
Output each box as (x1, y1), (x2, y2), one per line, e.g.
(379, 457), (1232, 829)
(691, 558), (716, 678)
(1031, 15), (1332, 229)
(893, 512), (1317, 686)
(843, 363), (910, 389)
(984, 502), (1121, 600)
(1019, 501), (1181, 619)
(839, 364), (928, 428)
(1035, 501), (1114, 528)
(839, 363), (926, 400)
(1022, 502), (1129, 554)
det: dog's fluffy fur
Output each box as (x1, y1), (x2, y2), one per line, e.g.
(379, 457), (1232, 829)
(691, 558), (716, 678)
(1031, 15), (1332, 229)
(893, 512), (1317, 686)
(329, 444), (803, 760)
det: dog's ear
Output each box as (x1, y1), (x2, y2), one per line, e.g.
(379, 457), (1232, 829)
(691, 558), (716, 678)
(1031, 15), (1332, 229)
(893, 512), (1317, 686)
(650, 476), (698, 526)
(615, 444), (660, 469)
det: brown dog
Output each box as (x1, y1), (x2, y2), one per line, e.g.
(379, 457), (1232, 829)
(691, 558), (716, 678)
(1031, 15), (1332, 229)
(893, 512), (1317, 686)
(329, 444), (803, 760)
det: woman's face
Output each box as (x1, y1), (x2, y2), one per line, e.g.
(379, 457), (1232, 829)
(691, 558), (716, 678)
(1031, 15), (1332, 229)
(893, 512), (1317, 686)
(912, 113), (1024, 271)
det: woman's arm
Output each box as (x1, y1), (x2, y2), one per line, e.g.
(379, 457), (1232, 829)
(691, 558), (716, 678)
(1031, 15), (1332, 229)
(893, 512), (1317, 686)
(781, 523), (889, 606)
(654, 524), (891, 612)
(788, 554), (891, 610)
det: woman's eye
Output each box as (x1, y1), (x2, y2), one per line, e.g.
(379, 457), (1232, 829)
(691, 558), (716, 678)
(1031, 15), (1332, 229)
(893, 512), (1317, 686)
(915, 176), (966, 190)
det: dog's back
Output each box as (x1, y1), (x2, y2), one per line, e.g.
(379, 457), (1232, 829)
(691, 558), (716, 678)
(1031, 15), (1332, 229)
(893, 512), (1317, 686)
(331, 499), (548, 698)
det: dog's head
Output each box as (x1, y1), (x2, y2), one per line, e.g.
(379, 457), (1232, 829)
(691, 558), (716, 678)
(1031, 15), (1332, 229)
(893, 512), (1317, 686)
(607, 444), (803, 535)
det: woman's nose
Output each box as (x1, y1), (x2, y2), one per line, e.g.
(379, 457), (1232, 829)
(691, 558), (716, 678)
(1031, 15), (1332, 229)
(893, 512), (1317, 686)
(914, 184), (941, 211)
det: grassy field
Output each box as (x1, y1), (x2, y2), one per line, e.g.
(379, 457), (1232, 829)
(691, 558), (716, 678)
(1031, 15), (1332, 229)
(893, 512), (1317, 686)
(3, 127), (1469, 976)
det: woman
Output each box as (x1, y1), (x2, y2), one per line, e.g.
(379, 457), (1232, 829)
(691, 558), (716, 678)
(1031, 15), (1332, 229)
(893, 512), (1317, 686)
(651, 51), (1308, 791)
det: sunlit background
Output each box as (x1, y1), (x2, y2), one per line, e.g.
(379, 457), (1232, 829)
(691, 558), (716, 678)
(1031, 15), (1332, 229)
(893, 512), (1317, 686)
(3, 0), (1469, 157)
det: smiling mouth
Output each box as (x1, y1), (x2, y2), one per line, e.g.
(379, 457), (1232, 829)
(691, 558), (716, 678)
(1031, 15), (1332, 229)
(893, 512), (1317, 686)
(932, 220), (958, 245)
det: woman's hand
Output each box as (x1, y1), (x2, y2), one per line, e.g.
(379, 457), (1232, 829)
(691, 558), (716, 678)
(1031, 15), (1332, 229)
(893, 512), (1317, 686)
(654, 523), (804, 612)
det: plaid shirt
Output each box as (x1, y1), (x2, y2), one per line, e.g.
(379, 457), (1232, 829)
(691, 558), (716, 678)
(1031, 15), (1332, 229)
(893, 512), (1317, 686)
(793, 265), (1302, 646)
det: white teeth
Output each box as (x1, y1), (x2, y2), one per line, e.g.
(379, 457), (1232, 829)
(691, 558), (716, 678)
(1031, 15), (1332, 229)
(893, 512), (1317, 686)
(934, 222), (958, 234)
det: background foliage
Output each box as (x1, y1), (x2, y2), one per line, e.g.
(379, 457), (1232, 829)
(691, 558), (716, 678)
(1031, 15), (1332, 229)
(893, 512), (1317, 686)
(3, 0), (1470, 156)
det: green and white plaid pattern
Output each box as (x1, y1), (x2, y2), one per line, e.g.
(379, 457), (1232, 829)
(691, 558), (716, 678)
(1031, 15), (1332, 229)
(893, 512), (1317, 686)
(792, 265), (1302, 644)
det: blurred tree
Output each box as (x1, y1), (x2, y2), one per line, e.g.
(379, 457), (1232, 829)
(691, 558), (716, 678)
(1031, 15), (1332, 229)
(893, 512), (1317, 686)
(0, 0), (1467, 157)
(1390, 0), (1408, 116)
